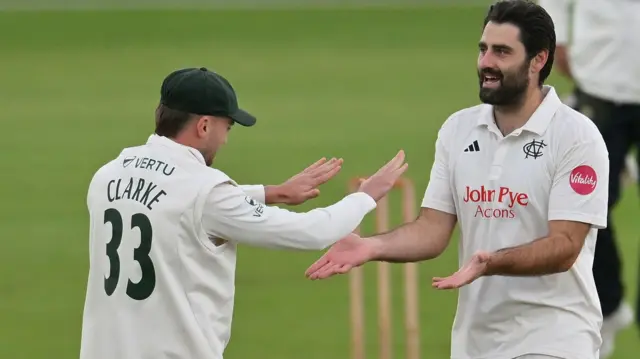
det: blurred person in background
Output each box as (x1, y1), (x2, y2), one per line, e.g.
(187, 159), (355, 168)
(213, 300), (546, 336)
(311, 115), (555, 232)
(539, 0), (640, 357)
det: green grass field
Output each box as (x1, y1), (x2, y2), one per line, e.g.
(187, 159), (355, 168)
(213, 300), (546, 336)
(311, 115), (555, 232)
(1, 5), (639, 359)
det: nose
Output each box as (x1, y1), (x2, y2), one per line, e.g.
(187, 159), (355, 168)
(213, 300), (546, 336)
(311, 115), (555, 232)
(478, 51), (497, 70)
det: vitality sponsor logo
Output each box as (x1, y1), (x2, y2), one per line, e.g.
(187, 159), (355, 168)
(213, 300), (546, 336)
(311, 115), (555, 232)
(570, 165), (597, 195)
(463, 185), (529, 219)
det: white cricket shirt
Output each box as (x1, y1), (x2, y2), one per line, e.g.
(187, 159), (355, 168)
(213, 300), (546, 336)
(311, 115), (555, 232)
(539, 0), (640, 104)
(422, 86), (609, 359)
(80, 134), (377, 359)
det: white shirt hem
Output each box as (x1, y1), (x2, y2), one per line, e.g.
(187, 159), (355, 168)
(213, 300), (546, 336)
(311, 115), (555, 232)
(547, 210), (606, 229)
(421, 199), (456, 215)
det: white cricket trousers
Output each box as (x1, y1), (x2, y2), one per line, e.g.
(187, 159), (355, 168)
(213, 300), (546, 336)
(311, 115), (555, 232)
(514, 356), (564, 359)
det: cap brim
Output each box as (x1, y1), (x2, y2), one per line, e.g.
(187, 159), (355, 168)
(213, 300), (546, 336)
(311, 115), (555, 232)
(229, 109), (256, 127)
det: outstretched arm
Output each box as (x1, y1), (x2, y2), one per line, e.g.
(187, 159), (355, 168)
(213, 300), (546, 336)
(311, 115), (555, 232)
(371, 115), (459, 262)
(369, 208), (457, 263)
(203, 151), (408, 251)
(306, 118), (459, 279)
(304, 208), (456, 279)
(203, 182), (377, 251)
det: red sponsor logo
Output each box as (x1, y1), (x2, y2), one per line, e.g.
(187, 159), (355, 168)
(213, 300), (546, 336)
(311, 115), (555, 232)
(463, 186), (528, 219)
(569, 165), (597, 195)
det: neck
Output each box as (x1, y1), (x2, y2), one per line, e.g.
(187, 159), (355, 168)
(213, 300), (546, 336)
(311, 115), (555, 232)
(172, 131), (197, 149)
(170, 131), (215, 166)
(493, 85), (544, 136)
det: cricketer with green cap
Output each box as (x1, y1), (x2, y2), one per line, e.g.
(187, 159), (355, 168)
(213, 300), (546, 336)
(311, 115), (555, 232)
(160, 67), (257, 127)
(79, 67), (408, 359)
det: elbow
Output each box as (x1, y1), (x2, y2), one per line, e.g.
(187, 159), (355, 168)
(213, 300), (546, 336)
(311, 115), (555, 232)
(557, 259), (574, 273)
(428, 243), (448, 260)
(557, 251), (580, 272)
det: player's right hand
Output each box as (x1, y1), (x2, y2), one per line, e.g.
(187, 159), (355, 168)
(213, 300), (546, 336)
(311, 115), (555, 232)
(357, 150), (408, 202)
(305, 233), (376, 280)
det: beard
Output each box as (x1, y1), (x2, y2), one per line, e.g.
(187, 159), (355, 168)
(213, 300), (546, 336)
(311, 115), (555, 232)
(478, 62), (530, 106)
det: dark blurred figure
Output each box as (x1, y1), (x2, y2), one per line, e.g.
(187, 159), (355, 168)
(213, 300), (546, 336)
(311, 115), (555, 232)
(540, 1), (640, 358)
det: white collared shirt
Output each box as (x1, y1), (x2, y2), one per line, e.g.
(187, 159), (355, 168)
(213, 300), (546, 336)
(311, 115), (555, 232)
(539, 0), (640, 104)
(422, 86), (608, 359)
(80, 134), (376, 359)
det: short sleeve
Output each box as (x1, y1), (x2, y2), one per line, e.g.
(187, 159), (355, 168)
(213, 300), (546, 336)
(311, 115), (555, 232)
(421, 122), (456, 215)
(548, 137), (609, 229)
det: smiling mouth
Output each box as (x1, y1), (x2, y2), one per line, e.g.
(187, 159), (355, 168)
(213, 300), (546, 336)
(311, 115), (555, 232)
(482, 74), (501, 88)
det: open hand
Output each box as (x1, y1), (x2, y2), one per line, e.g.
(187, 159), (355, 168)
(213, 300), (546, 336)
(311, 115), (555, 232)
(305, 233), (376, 280)
(275, 157), (343, 205)
(432, 251), (490, 289)
(358, 150), (409, 202)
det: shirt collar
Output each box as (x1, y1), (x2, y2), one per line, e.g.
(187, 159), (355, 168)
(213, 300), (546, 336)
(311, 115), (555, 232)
(477, 85), (562, 136)
(146, 134), (206, 165)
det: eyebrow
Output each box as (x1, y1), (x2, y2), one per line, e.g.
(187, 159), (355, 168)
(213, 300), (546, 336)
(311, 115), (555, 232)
(478, 41), (514, 52)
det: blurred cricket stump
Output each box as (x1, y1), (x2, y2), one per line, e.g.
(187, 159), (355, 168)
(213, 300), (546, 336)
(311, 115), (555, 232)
(347, 177), (419, 359)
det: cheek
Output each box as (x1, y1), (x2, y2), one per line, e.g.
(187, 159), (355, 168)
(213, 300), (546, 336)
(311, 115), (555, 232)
(214, 125), (230, 145)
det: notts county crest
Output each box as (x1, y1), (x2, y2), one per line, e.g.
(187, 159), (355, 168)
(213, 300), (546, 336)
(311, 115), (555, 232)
(523, 139), (546, 159)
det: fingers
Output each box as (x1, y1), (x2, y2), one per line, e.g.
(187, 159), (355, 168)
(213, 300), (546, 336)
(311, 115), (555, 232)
(300, 157), (343, 187)
(431, 264), (475, 289)
(431, 274), (460, 289)
(387, 150), (406, 170)
(305, 256), (330, 277)
(393, 162), (409, 177)
(376, 150), (404, 172)
(315, 158), (343, 175)
(302, 189), (320, 200)
(308, 262), (352, 280)
(303, 157), (328, 173)
(313, 162), (342, 185)
(432, 279), (459, 289)
(336, 264), (353, 274)
(307, 260), (334, 279)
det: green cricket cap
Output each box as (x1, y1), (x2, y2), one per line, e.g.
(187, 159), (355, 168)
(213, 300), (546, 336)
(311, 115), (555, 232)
(160, 67), (256, 127)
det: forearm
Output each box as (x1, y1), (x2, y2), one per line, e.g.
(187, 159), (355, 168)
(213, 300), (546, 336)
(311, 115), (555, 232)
(205, 185), (377, 251)
(369, 209), (454, 263)
(256, 192), (376, 250)
(485, 234), (577, 276)
(369, 224), (436, 263)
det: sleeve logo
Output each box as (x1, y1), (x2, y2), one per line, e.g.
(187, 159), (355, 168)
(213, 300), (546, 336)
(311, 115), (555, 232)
(570, 165), (597, 195)
(244, 196), (264, 217)
(245, 196), (258, 206)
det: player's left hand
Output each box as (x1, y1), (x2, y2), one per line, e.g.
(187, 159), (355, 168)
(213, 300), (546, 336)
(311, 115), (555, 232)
(276, 157), (343, 205)
(432, 251), (491, 289)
